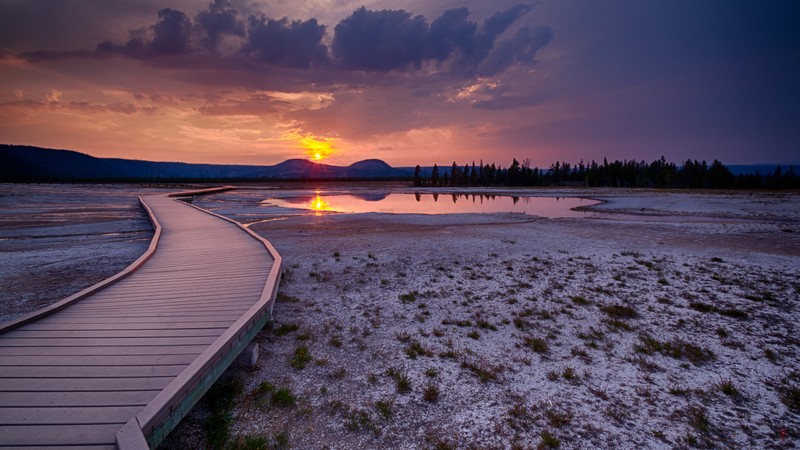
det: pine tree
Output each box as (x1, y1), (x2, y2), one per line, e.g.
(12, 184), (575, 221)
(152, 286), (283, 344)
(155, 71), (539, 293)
(412, 165), (422, 187)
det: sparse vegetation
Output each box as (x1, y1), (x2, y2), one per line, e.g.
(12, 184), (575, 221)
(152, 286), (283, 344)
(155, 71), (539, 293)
(635, 334), (715, 365)
(602, 303), (639, 319)
(271, 387), (296, 407)
(423, 382), (440, 402)
(203, 377), (243, 449)
(274, 323), (299, 336)
(290, 345), (312, 370)
(524, 336), (549, 353)
(157, 192), (800, 449)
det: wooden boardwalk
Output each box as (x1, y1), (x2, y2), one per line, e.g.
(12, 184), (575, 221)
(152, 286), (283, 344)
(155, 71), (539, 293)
(0, 190), (282, 449)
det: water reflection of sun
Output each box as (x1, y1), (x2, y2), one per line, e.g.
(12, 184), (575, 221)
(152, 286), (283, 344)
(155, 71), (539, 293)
(308, 194), (331, 215)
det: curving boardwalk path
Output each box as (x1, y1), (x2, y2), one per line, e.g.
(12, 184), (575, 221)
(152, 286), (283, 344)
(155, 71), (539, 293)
(0, 190), (282, 449)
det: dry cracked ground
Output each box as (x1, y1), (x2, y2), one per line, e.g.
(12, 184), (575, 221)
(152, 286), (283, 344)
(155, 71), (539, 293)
(161, 191), (800, 450)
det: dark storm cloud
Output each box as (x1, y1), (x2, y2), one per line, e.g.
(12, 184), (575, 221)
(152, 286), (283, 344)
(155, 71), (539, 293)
(16, 2), (551, 78)
(331, 4), (550, 75)
(150, 8), (193, 55)
(332, 7), (429, 71)
(478, 25), (554, 76)
(241, 16), (328, 69)
(195, 0), (245, 51)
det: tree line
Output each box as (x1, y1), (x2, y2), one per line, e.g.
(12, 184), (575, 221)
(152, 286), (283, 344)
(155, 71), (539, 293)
(412, 157), (799, 189)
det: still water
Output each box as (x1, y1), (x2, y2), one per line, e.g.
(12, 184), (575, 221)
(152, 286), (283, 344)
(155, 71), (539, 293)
(263, 192), (599, 218)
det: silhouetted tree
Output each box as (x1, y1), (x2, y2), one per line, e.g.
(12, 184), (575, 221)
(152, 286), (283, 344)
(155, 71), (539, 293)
(412, 165), (422, 187)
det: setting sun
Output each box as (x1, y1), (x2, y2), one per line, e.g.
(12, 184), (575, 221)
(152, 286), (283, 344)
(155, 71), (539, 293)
(300, 137), (334, 161)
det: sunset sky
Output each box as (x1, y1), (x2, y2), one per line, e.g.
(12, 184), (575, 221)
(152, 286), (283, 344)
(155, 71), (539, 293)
(1, 1), (798, 166)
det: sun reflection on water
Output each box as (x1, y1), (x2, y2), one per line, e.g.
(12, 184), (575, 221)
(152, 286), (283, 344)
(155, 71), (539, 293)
(308, 193), (331, 215)
(265, 192), (600, 218)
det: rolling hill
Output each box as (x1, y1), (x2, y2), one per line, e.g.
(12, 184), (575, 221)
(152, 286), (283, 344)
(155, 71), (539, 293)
(0, 145), (414, 181)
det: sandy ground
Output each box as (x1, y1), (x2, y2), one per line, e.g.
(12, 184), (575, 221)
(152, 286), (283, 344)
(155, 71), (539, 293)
(158, 188), (800, 449)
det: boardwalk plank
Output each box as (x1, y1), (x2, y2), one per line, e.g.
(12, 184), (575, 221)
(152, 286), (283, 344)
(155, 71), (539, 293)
(0, 336), (218, 347)
(0, 354), (198, 367)
(0, 377), (173, 392)
(7, 329), (226, 339)
(0, 406), (142, 425)
(0, 424), (121, 446)
(0, 345), (207, 356)
(0, 364), (185, 378)
(0, 391), (157, 407)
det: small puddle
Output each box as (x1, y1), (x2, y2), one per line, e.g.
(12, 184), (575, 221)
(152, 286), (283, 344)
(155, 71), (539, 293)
(263, 193), (600, 218)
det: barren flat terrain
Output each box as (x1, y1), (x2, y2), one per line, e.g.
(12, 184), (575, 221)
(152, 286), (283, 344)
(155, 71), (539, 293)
(162, 188), (799, 449)
(2, 186), (798, 448)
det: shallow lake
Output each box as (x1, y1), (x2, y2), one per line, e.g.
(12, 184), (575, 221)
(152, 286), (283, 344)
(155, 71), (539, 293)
(262, 192), (599, 218)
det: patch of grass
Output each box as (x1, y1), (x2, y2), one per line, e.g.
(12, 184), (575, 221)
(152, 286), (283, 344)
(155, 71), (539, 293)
(461, 358), (503, 383)
(395, 373), (412, 393)
(778, 373), (800, 412)
(405, 341), (433, 359)
(328, 336), (343, 347)
(717, 378), (739, 397)
(275, 292), (300, 303)
(562, 366), (579, 382)
(386, 367), (412, 393)
(545, 408), (573, 428)
(344, 409), (377, 434)
(253, 380), (274, 396)
(425, 367), (439, 378)
(204, 377), (243, 449)
(546, 371), (560, 381)
(718, 308), (748, 320)
(539, 430), (561, 448)
(466, 330), (480, 340)
(271, 387), (296, 407)
(602, 303), (639, 319)
(423, 382), (440, 402)
(635, 334), (715, 366)
(398, 290), (419, 303)
(710, 257), (724, 263)
(477, 319), (498, 331)
(513, 317), (530, 330)
(524, 336), (549, 353)
(686, 405), (710, 432)
(689, 302), (716, 313)
(274, 323), (299, 336)
(329, 367), (347, 380)
(228, 435), (270, 450)
(571, 295), (591, 306)
(375, 399), (393, 420)
(604, 319), (635, 332)
(290, 345), (312, 370)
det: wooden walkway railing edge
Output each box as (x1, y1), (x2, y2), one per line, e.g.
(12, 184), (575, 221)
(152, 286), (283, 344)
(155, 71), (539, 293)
(116, 190), (283, 449)
(0, 196), (164, 334)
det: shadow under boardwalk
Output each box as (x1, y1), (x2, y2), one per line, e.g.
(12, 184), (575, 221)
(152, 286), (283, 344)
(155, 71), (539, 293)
(0, 192), (281, 449)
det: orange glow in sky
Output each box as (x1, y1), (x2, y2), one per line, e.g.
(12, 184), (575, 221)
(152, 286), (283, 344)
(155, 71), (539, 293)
(300, 137), (334, 161)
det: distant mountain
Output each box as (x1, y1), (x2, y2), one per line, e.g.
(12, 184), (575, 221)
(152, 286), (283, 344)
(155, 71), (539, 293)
(0, 145), (414, 181)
